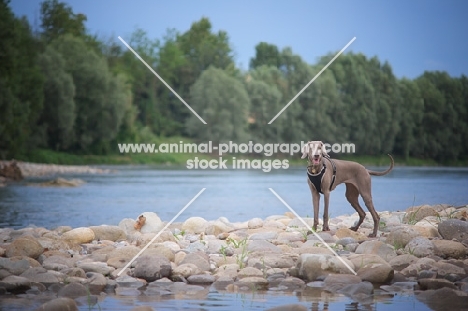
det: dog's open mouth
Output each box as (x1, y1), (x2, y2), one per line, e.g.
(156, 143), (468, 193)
(312, 157), (320, 165)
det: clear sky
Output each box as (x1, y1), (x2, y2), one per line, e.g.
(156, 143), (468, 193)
(10, 0), (468, 79)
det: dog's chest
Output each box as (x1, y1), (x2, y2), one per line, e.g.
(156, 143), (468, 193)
(307, 165), (326, 194)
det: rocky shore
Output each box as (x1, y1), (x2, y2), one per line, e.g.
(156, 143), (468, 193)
(0, 160), (110, 181)
(0, 204), (467, 310)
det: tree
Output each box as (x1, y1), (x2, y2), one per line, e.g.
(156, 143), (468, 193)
(38, 45), (75, 150)
(40, 0), (86, 42)
(250, 42), (282, 69)
(51, 34), (129, 153)
(0, 0), (44, 158)
(186, 67), (250, 143)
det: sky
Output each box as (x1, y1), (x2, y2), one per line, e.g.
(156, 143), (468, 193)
(9, 0), (468, 79)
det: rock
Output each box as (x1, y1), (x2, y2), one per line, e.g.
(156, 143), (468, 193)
(438, 219), (468, 241)
(35, 177), (84, 187)
(76, 262), (114, 275)
(5, 237), (44, 259)
(0, 257), (30, 276)
(60, 268), (86, 278)
(187, 274), (216, 284)
(416, 287), (468, 310)
(85, 272), (107, 293)
(433, 240), (467, 259)
(248, 218), (264, 229)
(335, 228), (368, 242)
(89, 225), (126, 241)
(265, 304), (308, 311)
(388, 254), (418, 271)
(405, 237), (434, 257)
(61, 227), (95, 244)
(172, 263), (201, 279)
(20, 267), (59, 286)
(215, 264), (239, 279)
(400, 258), (437, 277)
(247, 240), (281, 253)
(119, 218), (138, 235)
(355, 240), (397, 262)
(0, 160), (23, 180)
(179, 252), (210, 272)
(261, 254), (295, 269)
(133, 255), (171, 282)
(0, 275), (31, 293)
(140, 245), (175, 262)
(296, 254), (355, 281)
(205, 220), (234, 236)
(182, 217), (207, 234)
(357, 262), (394, 283)
(238, 267), (263, 279)
(277, 231), (304, 242)
(418, 278), (458, 290)
(212, 276), (235, 290)
(249, 231), (278, 240)
(380, 281), (417, 294)
(433, 261), (466, 276)
(236, 276), (269, 289)
(131, 307), (155, 311)
(385, 226), (421, 248)
(347, 254), (389, 272)
(115, 275), (146, 289)
(277, 277), (305, 290)
(58, 282), (89, 298)
(403, 205), (439, 223)
(35, 297), (78, 311)
(323, 274), (362, 292)
(338, 281), (374, 297)
(42, 255), (74, 271)
(136, 212), (163, 234)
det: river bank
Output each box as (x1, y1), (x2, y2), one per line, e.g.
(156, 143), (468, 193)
(0, 204), (467, 310)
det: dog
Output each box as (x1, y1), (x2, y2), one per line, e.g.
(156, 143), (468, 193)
(301, 141), (394, 237)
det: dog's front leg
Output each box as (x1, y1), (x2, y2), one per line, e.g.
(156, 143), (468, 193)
(311, 189), (320, 232)
(322, 191), (330, 231)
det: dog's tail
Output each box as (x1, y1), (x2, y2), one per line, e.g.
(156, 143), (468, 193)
(367, 154), (394, 176)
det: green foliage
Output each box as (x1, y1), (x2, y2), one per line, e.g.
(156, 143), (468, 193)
(187, 66), (250, 143)
(0, 1), (44, 159)
(40, 0), (87, 42)
(37, 45), (76, 150)
(2, 0), (468, 165)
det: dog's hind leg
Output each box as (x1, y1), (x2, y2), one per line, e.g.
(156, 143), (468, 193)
(345, 183), (366, 232)
(361, 194), (380, 238)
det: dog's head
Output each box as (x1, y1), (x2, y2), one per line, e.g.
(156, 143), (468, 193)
(301, 141), (328, 165)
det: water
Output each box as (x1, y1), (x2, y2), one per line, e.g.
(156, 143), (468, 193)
(0, 165), (467, 229)
(0, 288), (433, 310)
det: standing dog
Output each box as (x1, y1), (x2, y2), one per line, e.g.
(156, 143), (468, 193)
(302, 141), (394, 237)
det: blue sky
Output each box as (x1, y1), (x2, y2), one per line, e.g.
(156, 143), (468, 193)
(10, 0), (468, 79)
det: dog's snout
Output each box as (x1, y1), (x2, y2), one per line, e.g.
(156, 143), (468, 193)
(314, 154), (320, 159)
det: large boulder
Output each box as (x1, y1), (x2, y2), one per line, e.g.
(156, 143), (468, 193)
(357, 262), (394, 283)
(139, 212), (164, 234)
(296, 254), (355, 281)
(404, 237), (434, 257)
(5, 237), (44, 259)
(355, 240), (397, 262)
(89, 225), (126, 241)
(438, 219), (468, 242)
(133, 255), (171, 282)
(35, 298), (78, 311)
(403, 205), (439, 223)
(432, 240), (467, 259)
(182, 217), (207, 234)
(61, 227), (95, 244)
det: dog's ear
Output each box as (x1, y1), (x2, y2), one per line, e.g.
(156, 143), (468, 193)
(301, 142), (309, 159)
(320, 141), (329, 157)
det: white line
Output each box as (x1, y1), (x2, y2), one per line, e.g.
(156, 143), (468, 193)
(117, 188), (206, 276)
(268, 188), (357, 275)
(117, 36), (207, 125)
(268, 37), (356, 124)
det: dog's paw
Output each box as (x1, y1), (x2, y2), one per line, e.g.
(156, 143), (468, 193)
(322, 226), (330, 232)
(349, 226), (358, 232)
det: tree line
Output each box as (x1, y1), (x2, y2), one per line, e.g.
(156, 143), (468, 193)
(1, 0), (467, 163)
